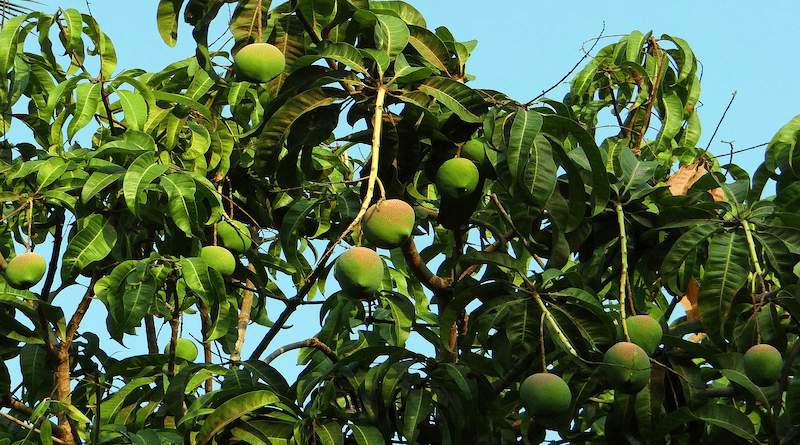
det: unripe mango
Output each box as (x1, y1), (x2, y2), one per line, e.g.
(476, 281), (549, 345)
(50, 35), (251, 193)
(234, 43), (286, 83)
(362, 199), (415, 249)
(200, 245), (236, 276)
(519, 372), (571, 417)
(164, 338), (199, 362)
(744, 344), (782, 386)
(622, 315), (663, 355)
(334, 247), (384, 298)
(217, 220), (251, 254)
(4, 252), (46, 290)
(602, 341), (651, 394)
(436, 157), (480, 199)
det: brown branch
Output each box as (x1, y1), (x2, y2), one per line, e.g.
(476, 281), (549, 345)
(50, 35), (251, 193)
(62, 271), (100, 350)
(400, 237), (451, 295)
(264, 337), (339, 365)
(231, 264), (256, 363)
(250, 238), (338, 360)
(196, 299), (213, 392)
(0, 410), (69, 445)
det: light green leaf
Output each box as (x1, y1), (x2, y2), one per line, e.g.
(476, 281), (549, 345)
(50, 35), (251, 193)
(160, 173), (199, 236)
(402, 388), (432, 441)
(374, 13), (409, 57)
(180, 257), (225, 307)
(116, 90), (148, 131)
(156, 0), (184, 47)
(123, 152), (168, 215)
(196, 390), (280, 445)
(698, 232), (750, 345)
(294, 42), (367, 74)
(67, 81), (102, 140)
(61, 214), (117, 282)
(417, 77), (485, 123)
(653, 90), (684, 155)
(81, 168), (124, 202)
(61, 8), (84, 53)
(349, 423), (384, 445)
(0, 14), (28, 80)
(183, 120), (211, 160)
(407, 25), (450, 74)
(255, 87), (347, 173)
(35, 157), (67, 193)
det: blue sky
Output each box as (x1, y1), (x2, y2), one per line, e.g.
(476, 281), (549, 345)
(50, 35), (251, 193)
(14, 0), (800, 383)
(45, 0), (799, 173)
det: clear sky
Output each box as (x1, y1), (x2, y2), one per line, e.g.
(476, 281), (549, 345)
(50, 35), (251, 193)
(14, 0), (800, 381)
(42, 0), (800, 174)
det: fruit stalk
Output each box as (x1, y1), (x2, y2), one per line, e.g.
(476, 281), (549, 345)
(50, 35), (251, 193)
(615, 202), (631, 341)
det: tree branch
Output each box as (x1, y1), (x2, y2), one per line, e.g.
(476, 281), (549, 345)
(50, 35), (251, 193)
(264, 337), (339, 365)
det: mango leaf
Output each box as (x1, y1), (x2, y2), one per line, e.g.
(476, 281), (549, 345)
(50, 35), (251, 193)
(61, 8), (84, 53)
(160, 172), (200, 236)
(279, 198), (319, 266)
(381, 293), (414, 347)
(407, 25), (449, 74)
(402, 388), (433, 442)
(116, 90), (148, 131)
(156, 0), (184, 47)
(61, 214), (117, 282)
(181, 257), (226, 307)
(698, 231), (750, 346)
(35, 157), (67, 193)
(374, 13), (409, 57)
(653, 90), (684, 155)
(316, 422), (344, 445)
(0, 14), (28, 80)
(110, 271), (157, 342)
(123, 152), (169, 215)
(294, 42), (367, 74)
(417, 77), (486, 123)
(349, 423), (385, 445)
(255, 87), (347, 174)
(196, 390), (280, 445)
(504, 109), (543, 182)
(67, 81), (102, 140)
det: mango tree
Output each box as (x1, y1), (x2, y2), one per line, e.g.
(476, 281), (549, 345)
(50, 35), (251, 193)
(1, 1), (800, 444)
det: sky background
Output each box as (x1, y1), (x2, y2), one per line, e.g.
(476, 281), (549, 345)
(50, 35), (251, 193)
(9, 0), (800, 395)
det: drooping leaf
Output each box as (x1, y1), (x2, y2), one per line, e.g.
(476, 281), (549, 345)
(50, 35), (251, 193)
(417, 77), (486, 123)
(156, 0), (184, 47)
(61, 214), (117, 282)
(196, 390), (280, 445)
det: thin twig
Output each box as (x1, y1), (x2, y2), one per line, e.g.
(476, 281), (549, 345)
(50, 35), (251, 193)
(264, 337), (339, 365)
(525, 22), (605, 106)
(704, 91), (737, 153)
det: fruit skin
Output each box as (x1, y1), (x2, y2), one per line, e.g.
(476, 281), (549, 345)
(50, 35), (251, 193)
(334, 247), (384, 298)
(435, 157), (480, 199)
(602, 341), (651, 394)
(4, 252), (47, 290)
(164, 338), (199, 362)
(519, 373), (572, 418)
(362, 199), (416, 249)
(744, 344), (782, 386)
(200, 245), (236, 276)
(216, 220), (251, 254)
(622, 315), (663, 355)
(461, 139), (488, 168)
(233, 43), (286, 83)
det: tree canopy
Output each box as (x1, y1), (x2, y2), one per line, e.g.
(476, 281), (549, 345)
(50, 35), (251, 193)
(2, 1), (800, 444)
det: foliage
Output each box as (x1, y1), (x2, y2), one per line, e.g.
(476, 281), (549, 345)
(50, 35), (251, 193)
(0, 2), (799, 444)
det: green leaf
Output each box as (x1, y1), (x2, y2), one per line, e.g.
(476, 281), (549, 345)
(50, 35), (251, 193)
(316, 422), (344, 445)
(653, 90), (684, 155)
(123, 152), (168, 215)
(81, 168), (124, 203)
(279, 198), (319, 267)
(381, 293), (414, 347)
(294, 42), (367, 74)
(196, 390), (280, 445)
(0, 14), (28, 80)
(255, 88), (347, 174)
(407, 25), (450, 74)
(505, 109), (543, 182)
(67, 81), (102, 140)
(698, 232), (750, 345)
(417, 77), (486, 123)
(61, 214), (117, 282)
(116, 90), (148, 131)
(35, 157), (67, 193)
(625, 30), (649, 64)
(61, 8), (84, 53)
(402, 388), (432, 441)
(374, 13), (410, 57)
(160, 173), (200, 237)
(156, 0), (184, 47)
(457, 249), (525, 275)
(349, 423), (385, 445)
(693, 404), (757, 441)
(181, 257), (226, 307)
